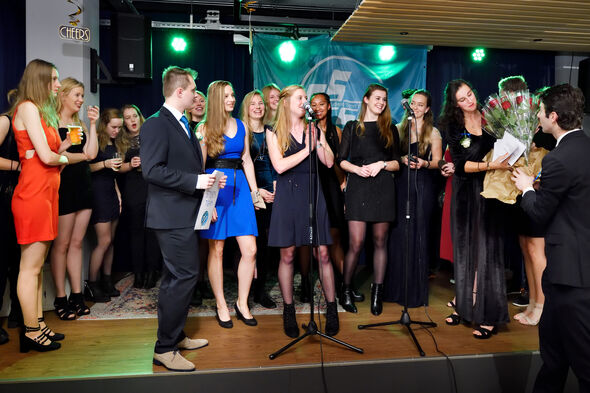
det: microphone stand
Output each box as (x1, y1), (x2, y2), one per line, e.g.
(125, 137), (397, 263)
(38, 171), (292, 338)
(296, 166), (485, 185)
(269, 113), (363, 360)
(357, 113), (437, 357)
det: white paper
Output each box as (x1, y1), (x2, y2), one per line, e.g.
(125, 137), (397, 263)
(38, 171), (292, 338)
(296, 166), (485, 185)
(194, 170), (224, 230)
(492, 132), (526, 166)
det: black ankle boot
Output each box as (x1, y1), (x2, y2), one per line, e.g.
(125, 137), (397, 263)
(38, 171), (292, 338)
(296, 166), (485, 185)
(133, 272), (146, 289)
(325, 302), (339, 336)
(102, 275), (120, 297)
(339, 285), (357, 313)
(370, 283), (383, 316)
(299, 275), (311, 303)
(84, 280), (111, 303)
(253, 279), (277, 309)
(351, 281), (365, 302)
(283, 303), (299, 338)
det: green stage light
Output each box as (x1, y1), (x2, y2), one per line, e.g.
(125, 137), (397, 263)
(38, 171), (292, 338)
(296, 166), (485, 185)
(472, 48), (486, 62)
(278, 41), (296, 63)
(171, 37), (187, 52)
(378, 45), (396, 62)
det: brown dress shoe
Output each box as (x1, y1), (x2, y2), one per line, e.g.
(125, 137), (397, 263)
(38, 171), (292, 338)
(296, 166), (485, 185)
(177, 337), (208, 350)
(153, 351), (195, 372)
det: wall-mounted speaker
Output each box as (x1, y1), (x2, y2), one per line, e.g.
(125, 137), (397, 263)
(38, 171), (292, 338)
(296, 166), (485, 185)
(111, 13), (152, 80)
(578, 57), (590, 113)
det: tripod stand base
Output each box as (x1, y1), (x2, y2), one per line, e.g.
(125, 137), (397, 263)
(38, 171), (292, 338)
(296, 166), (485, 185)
(269, 320), (364, 360)
(358, 309), (437, 357)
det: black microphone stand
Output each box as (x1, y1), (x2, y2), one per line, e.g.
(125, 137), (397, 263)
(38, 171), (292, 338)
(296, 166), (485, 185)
(269, 112), (363, 360)
(357, 112), (437, 357)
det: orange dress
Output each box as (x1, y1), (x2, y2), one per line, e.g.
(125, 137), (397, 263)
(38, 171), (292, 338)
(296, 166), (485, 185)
(11, 104), (61, 244)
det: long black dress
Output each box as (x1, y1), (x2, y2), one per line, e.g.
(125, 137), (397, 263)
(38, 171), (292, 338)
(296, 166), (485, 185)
(384, 140), (438, 307)
(448, 128), (509, 326)
(338, 121), (400, 222)
(268, 132), (332, 247)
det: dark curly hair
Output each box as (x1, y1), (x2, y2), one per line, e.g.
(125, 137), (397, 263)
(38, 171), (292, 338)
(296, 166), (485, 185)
(540, 83), (585, 131)
(438, 79), (480, 137)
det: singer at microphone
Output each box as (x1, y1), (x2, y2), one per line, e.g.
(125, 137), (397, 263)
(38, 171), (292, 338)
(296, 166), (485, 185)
(302, 101), (317, 120)
(401, 98), (414, 118)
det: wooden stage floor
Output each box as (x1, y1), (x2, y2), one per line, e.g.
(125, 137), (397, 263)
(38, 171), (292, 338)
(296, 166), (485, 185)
(0, 270), (539, 383)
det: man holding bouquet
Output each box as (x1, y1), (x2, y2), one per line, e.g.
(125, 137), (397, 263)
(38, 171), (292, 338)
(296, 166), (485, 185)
(512, 83), (590, 393)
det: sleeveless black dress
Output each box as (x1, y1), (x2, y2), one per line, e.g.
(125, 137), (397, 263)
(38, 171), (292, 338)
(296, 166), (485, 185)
(58, 127), (93, 215)
(268, 132), (332, 247)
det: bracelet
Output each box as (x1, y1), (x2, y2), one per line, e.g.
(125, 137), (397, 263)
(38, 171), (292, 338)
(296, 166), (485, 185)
(425, 161), (430, 169)
(103, 160), (106, 168)
(58, 155), (69, 164)
(477, 162), (481, 171)
(10, 161), (14, 171)
(382, 160), (387, 169)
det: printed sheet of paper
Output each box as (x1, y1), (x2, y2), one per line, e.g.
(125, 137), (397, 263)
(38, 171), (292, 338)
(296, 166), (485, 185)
(492, 132), (526, 166)
(194, 170), (224, 230)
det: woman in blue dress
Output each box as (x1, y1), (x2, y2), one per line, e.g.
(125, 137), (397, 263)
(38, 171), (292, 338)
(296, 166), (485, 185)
(198, 81), (260, 328)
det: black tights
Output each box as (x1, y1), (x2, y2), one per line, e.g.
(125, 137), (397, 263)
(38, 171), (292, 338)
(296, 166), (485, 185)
(343, 221), (389, 285)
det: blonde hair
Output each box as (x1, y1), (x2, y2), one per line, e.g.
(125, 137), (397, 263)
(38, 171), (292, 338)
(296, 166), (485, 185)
(15, 59), (59, 129)
(398, 90), (434, 157)
(185, 90), (206, 124)
(356, 83), (393, 148)
(97, 108), (129, 155)
(57, 77), (88, 133)
(273, 85), (306, 155)
(1, 89), (18, 116)
(262, 83), (280, 126)
(203, 80), (233, 158)
(239, 90), (265, 146)
(161, 66), (197, 98)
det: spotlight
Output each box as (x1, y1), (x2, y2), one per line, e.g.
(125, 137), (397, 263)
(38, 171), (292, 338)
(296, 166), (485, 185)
(471, 48), (486, 62)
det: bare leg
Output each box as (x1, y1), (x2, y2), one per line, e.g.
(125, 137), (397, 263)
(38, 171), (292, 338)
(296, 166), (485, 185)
(50, 213), (75, 298)
(278, 246), (296, 304)
(208, 239), (230, 321)
(516, 235), (535, 321)
(66, 209), (92, 293)
(343, 221), (367, 285)
(89, 222), (113, 281)
(235, 235), (257, 318)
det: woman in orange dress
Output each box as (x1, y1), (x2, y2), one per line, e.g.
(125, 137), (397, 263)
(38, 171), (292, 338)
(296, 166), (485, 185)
(12, 59), (74, 353)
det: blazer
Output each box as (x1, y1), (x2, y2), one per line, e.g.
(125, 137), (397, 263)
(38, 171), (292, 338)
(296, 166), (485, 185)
(521, 130), (590, 287)
(140, 106), (204, 229)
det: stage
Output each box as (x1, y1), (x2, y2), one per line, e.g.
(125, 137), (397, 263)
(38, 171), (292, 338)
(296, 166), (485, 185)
(0, 271), (579, 393)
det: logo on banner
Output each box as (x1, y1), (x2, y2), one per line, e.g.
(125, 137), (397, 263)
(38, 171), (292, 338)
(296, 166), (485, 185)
(302, 56), (384, 128)
(59, 0), (90, 42)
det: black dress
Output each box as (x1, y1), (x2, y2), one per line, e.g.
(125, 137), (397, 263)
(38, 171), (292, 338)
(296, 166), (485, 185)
(57, 127), (93, 215)
(384, 141), (438, 307)
(448, 128), (509, 326)
(318, 123), (345, 229)
(338, 121), (400, 222)
(89, 144), (120, 224)
(268, 132), (332, 247)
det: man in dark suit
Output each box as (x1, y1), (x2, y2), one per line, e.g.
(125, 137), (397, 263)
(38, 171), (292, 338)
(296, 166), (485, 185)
(140, 66), (225, 372)
(512, 83), (590, 393)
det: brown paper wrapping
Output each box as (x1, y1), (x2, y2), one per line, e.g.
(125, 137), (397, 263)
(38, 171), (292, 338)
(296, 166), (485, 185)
(480, 148), (549, 204)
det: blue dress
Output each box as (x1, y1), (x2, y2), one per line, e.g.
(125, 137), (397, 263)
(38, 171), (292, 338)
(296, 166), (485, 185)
(200, 119), (258, 239)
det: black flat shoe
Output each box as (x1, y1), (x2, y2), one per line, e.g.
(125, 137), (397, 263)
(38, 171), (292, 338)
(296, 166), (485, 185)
(234, 304), (257, 326)
(445, 313), (461, 326)
(473, 326), (498, 339)
(215, 309), (233, 329)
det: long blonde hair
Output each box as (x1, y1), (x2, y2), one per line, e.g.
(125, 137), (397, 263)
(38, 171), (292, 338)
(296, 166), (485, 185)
(185, 90), (206, 124)
(356, 83), (393, 148)
(97, 108), (128, 155)
(14, 59), (59, 129)
(398, 90), (434, 157)
(56, 77), (88, 133)
(203, 80), (233, 158)
(262, 83), (280, 126)
(239, 90), (265, 146)
(273, 85), (306, 155)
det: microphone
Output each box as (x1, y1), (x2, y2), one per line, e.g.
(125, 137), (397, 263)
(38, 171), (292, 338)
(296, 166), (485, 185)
(301, 101), (316, 120)
(401, 98), (414, 118)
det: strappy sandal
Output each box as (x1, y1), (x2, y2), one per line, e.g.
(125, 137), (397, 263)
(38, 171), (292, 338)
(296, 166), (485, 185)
(473, 326), (497, 339)
(38, 317), (65, 341)
(68, 293), (90, 316)
(447, 300), (456, 308)
(53, 296), (76, 320)
(445, 313), (461, 326)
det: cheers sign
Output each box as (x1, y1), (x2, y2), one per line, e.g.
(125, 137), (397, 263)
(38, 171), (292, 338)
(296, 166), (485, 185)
(58, 25), (90, 42)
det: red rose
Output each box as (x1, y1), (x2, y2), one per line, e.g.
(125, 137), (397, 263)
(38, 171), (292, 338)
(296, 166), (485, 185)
(516, 95), (524, 105)
(488, 99), (499, 108)
(501, 100), (511, 110)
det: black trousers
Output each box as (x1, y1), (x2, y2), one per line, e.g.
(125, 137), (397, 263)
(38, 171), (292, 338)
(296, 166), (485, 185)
(254, 203), (273, 293)
(125, 202), (162, 274)
(153, 227), (200, 354)
(533, 279), (590, 393)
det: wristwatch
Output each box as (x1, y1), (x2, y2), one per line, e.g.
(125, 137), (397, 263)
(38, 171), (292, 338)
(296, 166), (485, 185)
(382, 161), (387, 169)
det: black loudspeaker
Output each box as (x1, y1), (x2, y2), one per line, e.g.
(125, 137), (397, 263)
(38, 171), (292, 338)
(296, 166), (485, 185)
(578, 57), (590, 113)
(111, 13), (152, 80)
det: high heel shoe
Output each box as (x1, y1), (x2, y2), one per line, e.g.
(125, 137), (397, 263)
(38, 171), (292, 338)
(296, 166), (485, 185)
(20, 325), (60, 353)
(473, 325), (498, 339)
(339, 285), (357, 313)
(370, 283), (383, 316)
(38, 317), (65, 341)
(234, 303), (257, 326)
(215, 308), (233, 329)
(53, 296), (76, 321)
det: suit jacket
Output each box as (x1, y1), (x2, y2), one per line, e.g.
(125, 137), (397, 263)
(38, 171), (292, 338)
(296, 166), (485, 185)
(140, 106), (204, 229)
(521, 130), (590, 287)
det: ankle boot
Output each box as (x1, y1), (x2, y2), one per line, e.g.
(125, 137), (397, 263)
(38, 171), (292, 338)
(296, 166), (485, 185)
(283, 303), (300, 338)
(339, 285), (357, 313)
(253, 279), (277, 309)
(84, 280), (111, 303)
(299, 275), (311, 303)
(101, 275), (120, 297)
(325, 301), (339, 336)
(370, 283), (383, 316)
(351, 280), (365, 302)
(133, 272), (146, 289)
